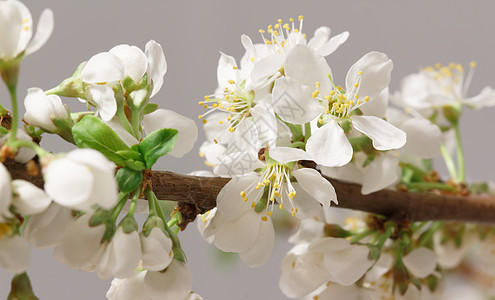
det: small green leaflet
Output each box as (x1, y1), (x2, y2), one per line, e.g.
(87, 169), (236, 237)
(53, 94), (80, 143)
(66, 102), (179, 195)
(138, 128), (178, 169)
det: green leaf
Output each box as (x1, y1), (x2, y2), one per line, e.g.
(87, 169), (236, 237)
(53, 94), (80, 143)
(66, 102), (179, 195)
(72, 115), (130, 166)
(115, 149), (146, 171)
(116, 167), (143, 193)
(138, 128), (178, 169)
(143, 103), (159, 115)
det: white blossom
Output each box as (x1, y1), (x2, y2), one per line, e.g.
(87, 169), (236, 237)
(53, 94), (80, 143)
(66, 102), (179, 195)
(24, 87), (69, 132)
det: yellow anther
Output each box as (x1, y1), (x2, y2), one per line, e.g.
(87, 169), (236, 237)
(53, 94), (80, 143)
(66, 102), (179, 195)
(228, 79), (235, 84)
(434, 62), (442, 69)
(227, 116), (232, 121)
(344, 103), (350, 108)
(329, 90), (335, 96)
(354, 82), (359, 88)
(198, 115), (203, 119)
(274, 192), (282, 198)
(289, 17), (294, 22)
(273, 30), (280, 36)
(455, 64), (464, 72)
(274, 24), (280, 29)
(325, 109), (330, 114)
(312, 90), (319, 98)
(204, 105), (208, 109)
(364, 96), (370, 102)
(199, 151), (205, 157)
(24, 26), (29, 31)
(23, 18), (29, 23)
(303, 33), (307, 39)
(198, 101), (204, 105)
(313, 296), (319, 300)
(242, 197), (248, 202)
(358, 71), (363, 76)
(338, 94), (345, 100)
(259, 29), (265, 33)
(261, 216), (268, 221)
(279, 203), (283, 210)
(213, 139), (218, 144)
(268, 24), (273, 30)
(219, 104), (224, 109)
(424, 66), (434, 72)
(470, 61), (477, 68)
(251, 202), (256, 208)
(230, 91), (234, 95)
(233, 66), (238, 70)
(273, 183), (280, 189)
(288, 191), (296, 199)
(204, 95), (210, 100)
(263, 180), (270, 186)
(354, 94), (359, 99)
(202, 120), (208, 124)
(294, 28), (299, 33)
(240, 191), (247, 197)
(228, 127), (235, 132)
(318, 118), (323, 124)
(448, 62), (455, 69)
(316, 82), (321, 88)
(267, 211), (273, 216)
(298, 15), (304, 21)
(250, 57), (255, 62)
(218, 120), (223, 125)
(283, 24), (290, 30)
(212, 103), (218, 108)
(292, 261), (296, 268)
(291, 210), (296, 217)
(278, 18), (283, 23)
(357, 99), (361, 105)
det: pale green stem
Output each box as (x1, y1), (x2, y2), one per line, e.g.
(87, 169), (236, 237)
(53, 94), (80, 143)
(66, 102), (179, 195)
(454, 124), (465, 182)
(304, 122), (311, 142)
(7, 85), (18, 143)
(440, 144), (458, 181)
(8, 140), (49, 158)
(110, 192), (130, 221)
(127, 189), (140, 217)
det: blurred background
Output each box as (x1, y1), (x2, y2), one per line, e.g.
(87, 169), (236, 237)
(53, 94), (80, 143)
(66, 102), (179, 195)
(1, 0), (495, 298)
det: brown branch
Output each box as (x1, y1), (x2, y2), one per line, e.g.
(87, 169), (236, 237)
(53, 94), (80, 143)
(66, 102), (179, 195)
(6, 160), (495, 224)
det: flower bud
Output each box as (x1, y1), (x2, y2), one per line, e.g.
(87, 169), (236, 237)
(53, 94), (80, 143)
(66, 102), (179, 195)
(24, 88), (69, 132)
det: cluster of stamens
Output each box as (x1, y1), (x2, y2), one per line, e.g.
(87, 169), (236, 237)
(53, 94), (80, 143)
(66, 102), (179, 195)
(423, 61), (476, 99)
(198, 77), (254, 141)
(312, 72), (369, 122)
(258, 16), (306, 55)
(240, 164), (298, 221)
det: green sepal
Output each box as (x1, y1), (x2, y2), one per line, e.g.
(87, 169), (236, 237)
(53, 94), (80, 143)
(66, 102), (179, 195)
(101, 222), (117, 243)
(367, 245), (381, 261)
(51, 116), (75, 144)
(323, 224), (352, 238)
(142, 215), (166, 238)
(45, 61), (86, 99)
(138, 128), (178, 169)
(143, 103), (159, 115)
(119, 215), (139, 234)
(255, 187), (269, 213)
(116, 167), (143, 193)
(72, 115), (131, 166)
(7, 272), (39, 300)
(0, 126), (9, 135)
(129, 89), (150, 110)
(442, 103), (461, 125)
(339, 118), (352, 134)
(89, 208), (110, 227)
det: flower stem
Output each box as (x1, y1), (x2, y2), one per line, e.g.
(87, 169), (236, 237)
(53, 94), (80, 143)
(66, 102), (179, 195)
(417, 221), (443, 248)
(350, 230), (375, 243)
(304, 122), (311, 142)
(146, 188), (186, 263)
(8, 139), (49, 158)
(6, 84), (18, 143)
(453, 124), (465, 182)
(110, 192), (130, 221)
(440, 144), (458, 181)
(127, 189), (140, 217)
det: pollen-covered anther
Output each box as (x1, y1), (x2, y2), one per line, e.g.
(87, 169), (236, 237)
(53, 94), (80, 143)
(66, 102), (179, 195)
(288, 191), (296, 199)
(261, 216), (268, 221)
(267, 211), (273, 216)
(470, 61), (477, 68)
(251, 202), (256, 208)
(364, 96), (370, 102)
(312, 90), (319, 98)
(228, 79), (235, 84)
(202, 120), (208, 124)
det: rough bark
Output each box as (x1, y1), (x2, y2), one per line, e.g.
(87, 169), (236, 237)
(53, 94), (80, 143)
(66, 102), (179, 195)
(7, 160), (495, 224)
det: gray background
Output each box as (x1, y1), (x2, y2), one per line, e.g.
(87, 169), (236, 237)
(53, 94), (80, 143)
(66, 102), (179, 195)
(1, 0), (495, 299)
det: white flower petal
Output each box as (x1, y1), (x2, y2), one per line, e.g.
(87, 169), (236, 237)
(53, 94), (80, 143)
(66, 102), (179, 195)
(0, 0), (32, 60)
(145, 40), (167, 97)
(399, 118), (442, 158)
(215, 174), (260, 218)
(272, 77), (323, 124)
(292, 168), (337, 207)
(402, 247), (437, 278)
(214, 151), (262, 177)
(81, 52), (125, 83)
(288, 218), (325, 244)
(359, 87), (389, 118)
(213, 209), (261, 253)
(217, 52), (238, 88)
(306, 121), (353, 167)
(464, 86), (495, 109)
(307, 26), (331, 50)
(87, 84), (117, 121)
(250, 103), (279, 149)
(109, 44), (147, 82)
(352, 115), (406, 151)
(143, 109), (198, 158)
(0, 235), (30, 273)
(106, 271), (148, 300)
(316, 31), (350, 57)
(44, 158), (94, 210)
(318, 283), (362, 300)
(239, 216), (274, 267)
(345, 51), (393, 100)
(268, 147), (313, 165)
(144, 260), (192, 300)
(251, 53), (284, 82)
(140, 228), (173, 271)
(25, 8), (54, 56)
(284, 44), (332, 93)
(0, 163), (12, 221)
(362, 154), (400, 195)
(291, 182), (326, 220)
(12, 179), (51, 215)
